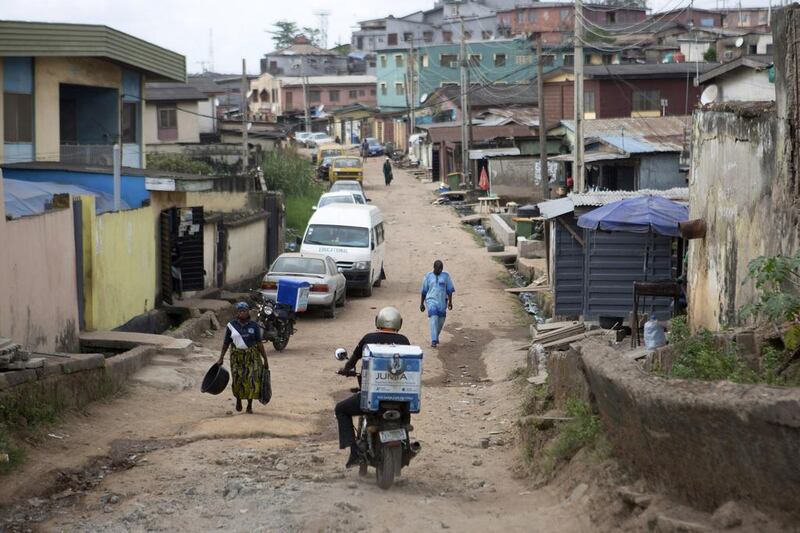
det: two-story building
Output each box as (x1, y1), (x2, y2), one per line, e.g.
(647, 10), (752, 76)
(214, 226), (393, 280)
(260, 36), (348, 77)
(496, 3), (647, 44)
(0, 21), (184, 169)
(542, 63), (718, 121)
(281, 75), (377, 115)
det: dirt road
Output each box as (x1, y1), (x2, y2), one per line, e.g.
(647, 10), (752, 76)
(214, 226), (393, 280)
(1, 159), (594, 532)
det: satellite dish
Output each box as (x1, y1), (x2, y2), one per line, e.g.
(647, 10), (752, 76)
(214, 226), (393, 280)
(735, 37), (744, 48)
(419, 92), (429, 104)
(700, 84), (719, 105)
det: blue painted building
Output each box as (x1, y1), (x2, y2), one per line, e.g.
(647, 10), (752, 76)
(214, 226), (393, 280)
(375, 39), (570, 112)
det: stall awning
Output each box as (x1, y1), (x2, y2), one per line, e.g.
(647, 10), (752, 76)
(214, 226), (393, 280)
(549, 151), (629, 163)
(469, 147), (521, 159)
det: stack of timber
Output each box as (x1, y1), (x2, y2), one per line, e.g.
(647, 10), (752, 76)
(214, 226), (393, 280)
(530, 321), (600, 350)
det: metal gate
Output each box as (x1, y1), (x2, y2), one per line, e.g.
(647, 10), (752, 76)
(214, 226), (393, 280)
(432, 147), (441, 182)
(160, 206), (204, 304)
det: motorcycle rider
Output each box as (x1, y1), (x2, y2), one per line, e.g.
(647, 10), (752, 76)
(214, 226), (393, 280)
(335, 306), (410, 468)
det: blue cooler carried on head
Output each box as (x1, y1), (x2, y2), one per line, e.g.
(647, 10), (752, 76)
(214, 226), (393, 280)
(276, 279), (310, 312)
(360, 344), (423, 413)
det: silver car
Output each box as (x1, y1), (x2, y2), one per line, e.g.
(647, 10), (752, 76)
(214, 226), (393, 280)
(260, 253), (346, 318)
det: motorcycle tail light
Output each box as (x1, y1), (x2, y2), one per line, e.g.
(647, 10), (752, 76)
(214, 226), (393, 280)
(261, 281), (277, 290)
(310, 284), (329, 292)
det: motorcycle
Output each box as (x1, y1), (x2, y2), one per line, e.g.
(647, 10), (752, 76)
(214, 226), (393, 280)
(250, 290), (296, 352)
(335, 348), (421, 490)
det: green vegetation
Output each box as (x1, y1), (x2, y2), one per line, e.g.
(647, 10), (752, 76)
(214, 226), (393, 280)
(668, 316), (755, 382)
(262, 149), (324, 232)
(740, 251), (800, 324)
(146, 153), (215, 175)
(460, 225), (485, 248)
(704, 46), (717, 62)
(546, 399), (603, 466)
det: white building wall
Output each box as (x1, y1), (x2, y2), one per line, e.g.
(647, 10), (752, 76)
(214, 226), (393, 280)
(719, 69), (775, 102)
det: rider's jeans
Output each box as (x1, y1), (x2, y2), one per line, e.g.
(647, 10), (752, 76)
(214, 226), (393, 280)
(429, 314), (445, 344)
(335, 393), (362, 449)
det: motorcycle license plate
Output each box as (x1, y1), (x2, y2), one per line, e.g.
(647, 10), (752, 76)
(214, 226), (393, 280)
(379, 429), (406, 443)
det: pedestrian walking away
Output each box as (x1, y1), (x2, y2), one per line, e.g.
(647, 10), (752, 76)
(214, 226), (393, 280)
(420, 260), (455, 347)
(383, 157), (393, 186)
(217, 302), (270, 414)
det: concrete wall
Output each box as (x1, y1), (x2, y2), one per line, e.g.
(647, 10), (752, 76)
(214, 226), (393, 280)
(487, 156), (544, 202)
(80, 196), (157, 331)
(184, 191), (250, 212)
(688, 107), (796, 331)
(718, 69), (775, 103)
(34, 57), (123, 162)
(575, 342), (800, 517)
(0, 175), (80, 351)
(224, 217), (268, 286)
(143, 100), (201, 144)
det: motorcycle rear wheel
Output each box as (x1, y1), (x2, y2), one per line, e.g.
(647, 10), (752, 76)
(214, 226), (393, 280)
(272, 326), (290, 351)
(376, 446), (402, 490)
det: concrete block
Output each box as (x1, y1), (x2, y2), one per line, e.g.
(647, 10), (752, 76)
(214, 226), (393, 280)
(161, 338), (194, 356)
(488, 214), (516, 246)
(24, 358), (46, 369)
(0, 369), (37, 390)
(517, 237), (546, 259)
(516, 257), (546, 281)
(61, 353), (106, 374)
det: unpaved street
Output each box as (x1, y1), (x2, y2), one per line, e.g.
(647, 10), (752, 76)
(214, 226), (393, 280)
(1, 159), (593, 532)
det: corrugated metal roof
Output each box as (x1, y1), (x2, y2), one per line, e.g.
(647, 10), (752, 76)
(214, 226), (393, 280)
(537, 197), (575, 220)
(569, 188), (689, 207)
(0, 20), (185, 82)
(469, 147), (521, 159)
(561, 116), (689, 153)
(550, 151), (629, 163)
(145, 83), (208, 102)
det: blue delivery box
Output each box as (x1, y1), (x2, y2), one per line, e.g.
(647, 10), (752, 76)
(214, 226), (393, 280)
(360, 344), (423, 413)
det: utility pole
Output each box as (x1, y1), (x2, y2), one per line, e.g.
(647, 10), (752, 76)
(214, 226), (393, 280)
(409, 41), (416, 144)
(459, 14), (471, 186)
(536, 37), (549, 200)
(301, 56), (311, 133)
(241, 58), (249, 173)
(573, 0), (585, 192)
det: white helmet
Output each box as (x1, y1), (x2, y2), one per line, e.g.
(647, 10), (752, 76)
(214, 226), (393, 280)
(375, 306), (403, 331)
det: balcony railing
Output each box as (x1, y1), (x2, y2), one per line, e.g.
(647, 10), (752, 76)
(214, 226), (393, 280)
(60, 144), (114, 166)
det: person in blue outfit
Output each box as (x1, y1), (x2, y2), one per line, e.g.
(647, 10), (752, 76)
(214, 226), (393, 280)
(420, 260), (455, 348)
(217, 302), (269, 414)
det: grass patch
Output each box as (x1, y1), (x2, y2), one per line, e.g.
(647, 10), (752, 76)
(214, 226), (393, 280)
(460, 225), (485, 248)
(668, 317), (756, 383)
(496, 271), (516, 288)
(285, 189), (323, 232)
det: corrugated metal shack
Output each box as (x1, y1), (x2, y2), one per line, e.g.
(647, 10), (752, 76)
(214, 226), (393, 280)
(539, 189), (687, 321)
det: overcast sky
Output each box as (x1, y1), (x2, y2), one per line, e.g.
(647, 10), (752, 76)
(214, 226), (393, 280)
(0, 0), (773, 74)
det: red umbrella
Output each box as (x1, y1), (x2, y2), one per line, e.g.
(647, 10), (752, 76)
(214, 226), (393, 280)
(478, 167), (490, 191)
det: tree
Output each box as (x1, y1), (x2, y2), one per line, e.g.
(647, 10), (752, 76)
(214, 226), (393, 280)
(270, 21), (299, 49)
(703, 46), (717, 62)
(269, 21), (321, 50)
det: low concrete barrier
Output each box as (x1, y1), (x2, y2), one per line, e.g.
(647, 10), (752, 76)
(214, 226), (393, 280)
(488, 214), (516, 247)
(575, 341), (800, 517)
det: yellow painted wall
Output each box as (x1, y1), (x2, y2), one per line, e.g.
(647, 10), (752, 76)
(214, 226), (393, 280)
(144, 100), (201, 145)
(34, 57), (123, 162)
(79, 196), (156, 331)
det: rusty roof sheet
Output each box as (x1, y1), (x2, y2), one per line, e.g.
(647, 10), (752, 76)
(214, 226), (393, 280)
(561, 116), (690, 153)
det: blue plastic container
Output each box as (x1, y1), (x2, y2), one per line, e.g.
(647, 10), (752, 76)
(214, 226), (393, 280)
(360, 344), (424, 413)
(276, 279), (310, 312)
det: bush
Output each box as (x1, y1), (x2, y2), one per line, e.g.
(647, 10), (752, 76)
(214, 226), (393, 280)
(703, 46), (717, 62)
(740, 251), (800, 324)
(668, 316), (756, 383)
(262, 148), (319, 197)
(146, 153), (215, 175)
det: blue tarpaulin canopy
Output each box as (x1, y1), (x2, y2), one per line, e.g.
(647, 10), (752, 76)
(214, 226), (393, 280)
(3, 179), (128, 218)
(577, 196), (688, 237)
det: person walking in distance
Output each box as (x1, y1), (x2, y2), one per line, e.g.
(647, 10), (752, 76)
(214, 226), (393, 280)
(383, 157), (393, 186)
(420, 260), (455, 348)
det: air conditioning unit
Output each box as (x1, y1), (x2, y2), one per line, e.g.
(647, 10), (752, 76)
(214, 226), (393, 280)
(723, 50), (734, 61)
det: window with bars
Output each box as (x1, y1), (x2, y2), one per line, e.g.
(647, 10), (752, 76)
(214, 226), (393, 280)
(440, 54), (458, 67)
(403, 32), (413, 42)
(443, 31), (453, 43)
(329, 90), (340, 102)
(388, 33), (398, 45)
(309, 90), (321, 102)
(349, 90), (358, 98)
(423, 31), (433, 43)
(395, 82), (404, 96)
(3, 93), (33, 142)
(395, 54), (404, 68)
(494, 54), (506, 67)
(157, 105), (177, 141)
(515, 55), (533, 65)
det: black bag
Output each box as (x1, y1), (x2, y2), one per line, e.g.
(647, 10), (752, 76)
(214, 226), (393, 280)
(259, 367), (272, 405)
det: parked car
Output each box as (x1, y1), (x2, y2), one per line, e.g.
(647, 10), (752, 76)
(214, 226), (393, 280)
(307, 133), (335, 147)
(328, 156), (364, 183)
(294, 131), (313, 145)
(301, 205), (385, 297)
(313, 191), (366, 211)
(363, 137), (385, 157)
(329, 179), (365, 195)
(260, 253), (346, 318)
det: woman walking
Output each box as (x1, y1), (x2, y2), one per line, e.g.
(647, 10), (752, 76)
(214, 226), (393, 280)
(217, 302), (269, 414)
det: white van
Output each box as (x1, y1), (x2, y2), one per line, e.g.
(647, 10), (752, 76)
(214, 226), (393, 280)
(300, 205), (385, 296)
